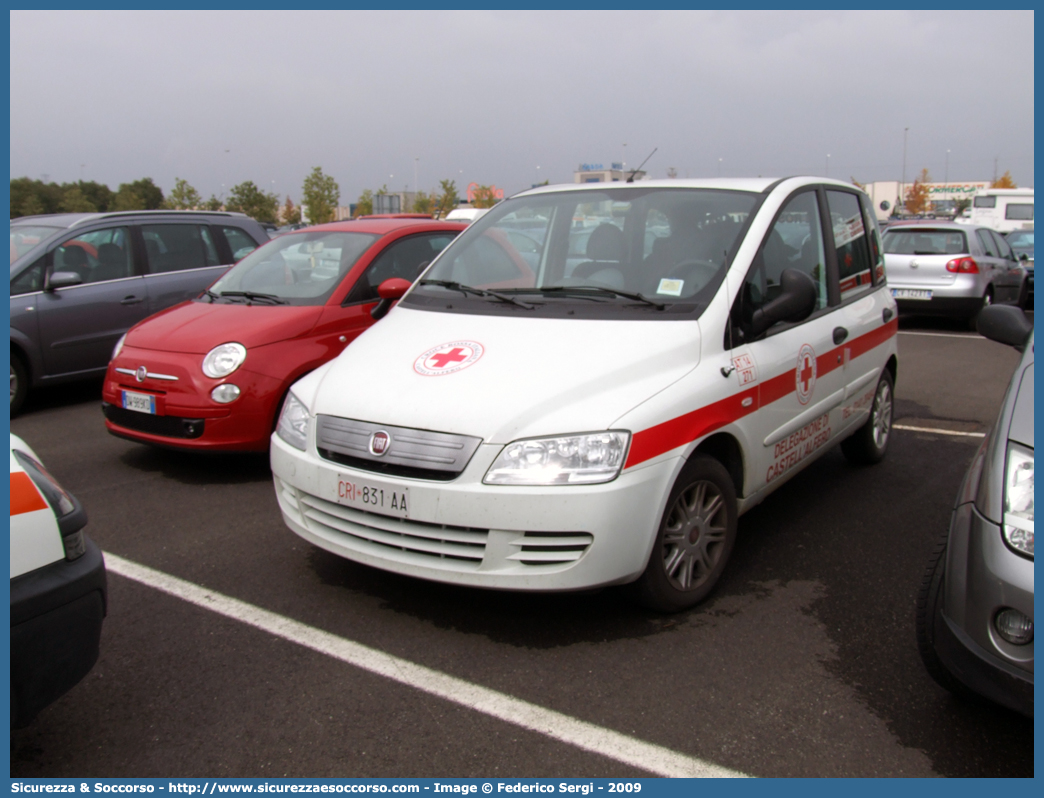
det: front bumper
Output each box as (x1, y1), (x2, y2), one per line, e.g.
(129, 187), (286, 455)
(10, 538), (107, 727)
(103, 350), (283, 451)
(271, 432), (679, 592)
(938, 500), (1034, 716)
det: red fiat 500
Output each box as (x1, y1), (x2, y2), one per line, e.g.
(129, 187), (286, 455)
(102, 218), (464, 451)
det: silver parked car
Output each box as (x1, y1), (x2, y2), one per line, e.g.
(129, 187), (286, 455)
(883, 222), (1028, 323)
(917, 304), (1033, 716)
(10, 210), (268, 415)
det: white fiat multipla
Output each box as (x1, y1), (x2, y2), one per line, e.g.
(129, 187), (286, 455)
(271, 178), (899, 611)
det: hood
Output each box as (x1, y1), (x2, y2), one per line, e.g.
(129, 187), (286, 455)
(308, 306), (701, 443)
(126, 301), (322, 354)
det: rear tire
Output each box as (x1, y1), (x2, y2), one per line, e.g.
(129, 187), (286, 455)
(631, 455), (738, 612)
(915, 529), (970, 697)
(841, 369), (893, 465)
(10, 350), (28, 417)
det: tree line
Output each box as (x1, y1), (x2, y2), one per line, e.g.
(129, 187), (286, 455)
(10, 169), (501, 225)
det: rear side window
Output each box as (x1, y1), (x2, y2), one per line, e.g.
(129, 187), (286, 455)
(223, 226), (261, 261)
(975, 229), (1000, 257)
(826, 191), (873, 300)
(1005, 203), (1034, 221)
(142, 225), (220, 274)
(345, 233), (457, 304)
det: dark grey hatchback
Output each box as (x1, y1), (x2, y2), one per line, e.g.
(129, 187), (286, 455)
(10, 210), (268, 414)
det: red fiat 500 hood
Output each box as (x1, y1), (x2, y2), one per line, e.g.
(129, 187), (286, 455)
(125, 300), (323, 354)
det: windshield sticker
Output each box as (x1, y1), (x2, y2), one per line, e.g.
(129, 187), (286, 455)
(833, 214), (865, 249)
(414, 341), (485, 377)
(656, 278), (684, 296)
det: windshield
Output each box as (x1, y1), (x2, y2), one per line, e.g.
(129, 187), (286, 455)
(409, 187), (758, 317)
(1007, 230), (1034, 250)
(882, 229), (968, 256)
(10, 224), (61, 265)
(206, 230), (379, 306)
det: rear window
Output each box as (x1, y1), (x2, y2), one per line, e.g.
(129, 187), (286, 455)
(882, 229), (968, 256)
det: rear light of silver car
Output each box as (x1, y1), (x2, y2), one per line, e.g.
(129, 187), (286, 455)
(946, 257), (979, 274)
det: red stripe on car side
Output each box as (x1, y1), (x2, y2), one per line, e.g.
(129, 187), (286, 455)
(10, 471), (48, 516)
(623, 318), (897, 469)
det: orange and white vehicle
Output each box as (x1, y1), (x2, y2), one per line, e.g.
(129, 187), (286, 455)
(10, 434), (106, 726)
(271, 178), (898, 611)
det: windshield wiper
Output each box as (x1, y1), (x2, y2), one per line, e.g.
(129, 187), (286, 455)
(203, 289), (220, 302)
(218, 290), (289, 305)
(418, 279), (534, 309)
(519, 285), (666, 310)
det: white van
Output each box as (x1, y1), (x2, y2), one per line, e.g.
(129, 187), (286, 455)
(958, 188), (1034, 233)
(271, 178), (899, 611)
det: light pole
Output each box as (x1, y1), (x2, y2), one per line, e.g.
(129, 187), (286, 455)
(535, 165), (541, 185)
(717, 157), (722, 177)
(826, 154), (830, 177)
(945, 149), (950, 184)
(414, 158), (419, 194)
(901, 127), (909, 200)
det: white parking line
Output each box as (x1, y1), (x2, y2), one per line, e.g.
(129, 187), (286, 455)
(104, 553), (749, 779)
(894, 424), (986, 438)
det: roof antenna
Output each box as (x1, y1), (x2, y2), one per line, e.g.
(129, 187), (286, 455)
(626, 148), (658, 183)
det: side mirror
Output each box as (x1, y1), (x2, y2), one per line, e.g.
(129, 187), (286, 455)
(976, 304), (1033, 351)
(370, 277), (413, 320)
(45, 271), (83, 291)
(748, 269), (818, 338)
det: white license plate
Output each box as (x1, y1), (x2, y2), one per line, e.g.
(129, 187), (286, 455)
(333, 475), (409, 518)
(122, 390), (156, 414)
(891, 288), (932, 300)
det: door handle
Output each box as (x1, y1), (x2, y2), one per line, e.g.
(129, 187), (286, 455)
(120, 296), (145, 305)
(882, 307), (894, 323)
(833, 326), (849, 345)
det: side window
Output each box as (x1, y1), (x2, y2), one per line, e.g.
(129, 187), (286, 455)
(975, 229), (999, 257)
(990, 230), (1015, 260)
(223, 226), (261, 262)
(827, 190), (874, 300)
(861, 196), (886, 284)
(11, 257), (46, 295)
(1005, 203), (1033, 221)
(743, 190), (828, 316)
(141, 225), (220, 274)
(345, 234), (456, 304)
(53, 227), (134, 285)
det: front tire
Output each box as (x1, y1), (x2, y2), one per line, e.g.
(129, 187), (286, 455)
(631, 455), (738, 612)
(841, 369), (893, 465)
(10, 351), (28, 416)
(915, 529), (969, 697)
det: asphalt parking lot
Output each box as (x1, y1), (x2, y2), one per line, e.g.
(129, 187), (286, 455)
(10, 313), (1033, 778)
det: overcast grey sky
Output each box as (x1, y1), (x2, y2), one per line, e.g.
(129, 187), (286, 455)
(10, 10), (1035, 205)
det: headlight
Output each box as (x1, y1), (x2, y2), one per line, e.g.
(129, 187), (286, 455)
(202, 342), (247, 378)
(484, 431), (630, 485)
(1003, 442), (1033, 558)
(276, 392), (310, 451)
(112, 333), (127, 361)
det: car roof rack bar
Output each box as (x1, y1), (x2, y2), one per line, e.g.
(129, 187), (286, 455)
(67, 210), (247, 228)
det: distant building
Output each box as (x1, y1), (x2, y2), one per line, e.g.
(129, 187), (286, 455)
(860, 180), (990, 221)
(573, 162), (645, 184)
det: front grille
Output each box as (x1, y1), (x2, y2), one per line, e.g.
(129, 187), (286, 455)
(316, 416), (481, 481)
(276, 478), (595, 571)
(296, 487), (488, 564)
(103, 403), (205, 439)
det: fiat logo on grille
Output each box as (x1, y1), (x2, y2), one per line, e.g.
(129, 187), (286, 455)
(135, 366), (147, 383)
(369, 431), (391, 456)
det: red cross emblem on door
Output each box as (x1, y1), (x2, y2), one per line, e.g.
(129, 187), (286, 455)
(414, 341), (485, 376)
(795, 344), (817, 405)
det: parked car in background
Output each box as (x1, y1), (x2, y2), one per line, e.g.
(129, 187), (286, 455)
(10, 433), (107, 727)
(103, 218), (465, 452)
(882, 222), (1028, 323)
(1005, 229), (1034, 306)
(443, 208), (489, 224)
(10, 211), (269, 415)
(917, 304), (1033, 716)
